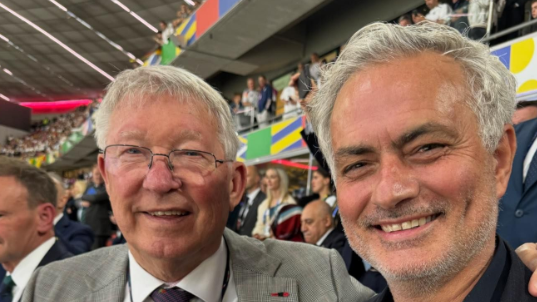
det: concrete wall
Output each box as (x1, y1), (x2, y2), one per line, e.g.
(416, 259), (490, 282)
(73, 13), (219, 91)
(214, 0), (423, 99)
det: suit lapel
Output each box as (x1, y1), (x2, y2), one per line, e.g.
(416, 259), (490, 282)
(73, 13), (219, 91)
(37, 240), (71, 268)
(520, 120), (537, 194)
(79, 245), (129, 301)
(224, 229), (299, 302)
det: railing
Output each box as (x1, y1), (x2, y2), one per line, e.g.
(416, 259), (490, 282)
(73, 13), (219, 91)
(235, 107), (304, 134)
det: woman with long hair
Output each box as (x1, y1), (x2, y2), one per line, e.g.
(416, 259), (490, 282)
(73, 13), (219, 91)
(252, 168), (297, 240)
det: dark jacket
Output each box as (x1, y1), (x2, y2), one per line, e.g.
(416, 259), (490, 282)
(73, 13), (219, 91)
(367, 237), (537, 302)
(238, 190), (266, 236)
(55, 215), (94, 255)
(499, 117), (537, 248)
(81, 183), (112, 236)
(0, 240), (72, 302)
(321, 230), (366, 282)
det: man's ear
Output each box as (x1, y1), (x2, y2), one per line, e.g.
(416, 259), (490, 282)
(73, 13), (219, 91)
(36, 203), (56, 235)
(494, 124), (517, 199)
(229, 162), (247, 211)
(98, 155), (109, 191)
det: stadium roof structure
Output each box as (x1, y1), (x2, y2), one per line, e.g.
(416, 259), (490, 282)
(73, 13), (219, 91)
(0, 0), (181, 102)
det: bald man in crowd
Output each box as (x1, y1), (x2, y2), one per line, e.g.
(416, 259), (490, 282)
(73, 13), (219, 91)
(301, 199), (345, 250)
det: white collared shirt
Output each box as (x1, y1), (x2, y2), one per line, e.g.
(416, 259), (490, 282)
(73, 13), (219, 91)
(316, 228), (334, 246)
(10, 237), (56, 302)
(242, 188), (261, 219)
(53, 213), (64, 225)
(124, 238), (237, 302)
(523, 137), (537, 182)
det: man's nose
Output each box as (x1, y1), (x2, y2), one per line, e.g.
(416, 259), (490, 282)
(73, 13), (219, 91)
(371, 155), (419, 209)
(143, 157), (181, 193)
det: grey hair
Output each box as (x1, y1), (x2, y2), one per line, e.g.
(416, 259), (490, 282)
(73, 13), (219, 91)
(307, 22), (516, 183)
(94, 65), (239, 159)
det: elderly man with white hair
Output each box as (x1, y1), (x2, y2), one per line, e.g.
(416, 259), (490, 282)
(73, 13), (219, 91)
(307, 22), (537, 301)
(21, 66), (373, 302)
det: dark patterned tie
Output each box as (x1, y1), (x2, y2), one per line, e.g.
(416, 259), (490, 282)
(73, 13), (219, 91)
(525, 149), (537, 192)
(150, 286), (194, 302)
(0, 275), (16, 302)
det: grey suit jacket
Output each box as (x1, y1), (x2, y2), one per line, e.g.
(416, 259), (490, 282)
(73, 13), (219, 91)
(21, 229), (374, 302)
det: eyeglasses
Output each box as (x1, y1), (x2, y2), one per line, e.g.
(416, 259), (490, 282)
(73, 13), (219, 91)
(100, 144), (232, 176)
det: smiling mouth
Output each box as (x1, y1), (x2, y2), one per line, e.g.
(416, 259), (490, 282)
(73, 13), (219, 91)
(374, 214), (441, 233)
(145, 210), (190, 217)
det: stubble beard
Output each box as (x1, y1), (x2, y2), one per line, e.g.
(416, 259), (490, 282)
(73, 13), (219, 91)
(342, 178), (498, 298)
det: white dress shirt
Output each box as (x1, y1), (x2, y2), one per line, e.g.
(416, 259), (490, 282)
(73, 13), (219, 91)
(53, 213), (64, 225)
(10, 237), (56, 302)
(243, 188), (261, 219)
(124, 238), (237, 302)
(523, 136), (537, 182)
(425, 3), (453, 24)
(316, 228), (334, 246)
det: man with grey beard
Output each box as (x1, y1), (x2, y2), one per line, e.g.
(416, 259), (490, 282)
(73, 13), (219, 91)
(307, 22), (537, 301)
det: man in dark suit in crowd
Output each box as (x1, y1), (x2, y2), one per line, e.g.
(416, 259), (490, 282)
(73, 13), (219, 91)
(0, 157), (72, 302)
(499, 116), (537, 249)
(80, 165), (112, 250)
(301, 200), (366, 281)
(237, 165), (266, 236)
(48, 173), (94, 255)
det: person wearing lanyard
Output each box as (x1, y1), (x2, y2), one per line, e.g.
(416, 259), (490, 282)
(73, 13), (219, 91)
(22, 66), (376, 302)
(252, 168), (297, 240)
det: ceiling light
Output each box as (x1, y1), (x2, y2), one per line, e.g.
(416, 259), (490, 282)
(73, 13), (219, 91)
(0, 34), (8, 42)
(110, 0), (158, 33)
(0, 93), (9, 101)
(0, 2), (115, 82)
(184, 0), (195, 6)
(48, 0), (145, 66)
(3, 68), (12, 75)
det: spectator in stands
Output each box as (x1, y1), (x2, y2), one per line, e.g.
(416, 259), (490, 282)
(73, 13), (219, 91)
(257, 75), (273, 127)
(0, 157), (71, 302)
(412, 6), (430, 23)
(48, 173), (94, 255)
(237, 165), (266, 236)
(158, 20), (174, 45)
(229, 92), (244, 129)
(80, 165), (111, 250)
(497, 0), (526, 43)
(242, 77), (260, 127)
(301, 199), (343, 248)
(270, 203), (304, 242)
(499, 102), (537, 249)
(522, 0), (537, 36)
(252, 168), (297, 240)
(425, 0), (453, 25)
(513, 101), (537, 124)
(298, 168), (335, 208)
(450, 0), (469, 33)
(398, 14), (413, 26)
(22, 65), (373, 302)
(308, 22), (537, 301)
(309, 53), (322, 84)
(281, 73), (301, 120)
(467, 0), (492, 40)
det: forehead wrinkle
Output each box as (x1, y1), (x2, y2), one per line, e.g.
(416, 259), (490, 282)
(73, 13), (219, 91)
(393, 122), (459, 150)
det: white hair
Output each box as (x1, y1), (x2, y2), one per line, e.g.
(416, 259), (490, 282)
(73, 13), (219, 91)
(94, 65), (239, 159)
(307, 22), (517, 182)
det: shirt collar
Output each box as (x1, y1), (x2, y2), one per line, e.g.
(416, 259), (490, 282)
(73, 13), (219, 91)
(54, 213), (64, 225)
(316, 228), (334, 246)
(246, 188), (261, 205)
(10, 237), (56, 294)
(129, 237), (228, 302)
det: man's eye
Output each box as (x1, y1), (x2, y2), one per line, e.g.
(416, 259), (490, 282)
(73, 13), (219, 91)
(184, 151), (202, 157)
(125, 148), (142, 154)
(418, 144), (445, 153)
(343, 162), (366, 174)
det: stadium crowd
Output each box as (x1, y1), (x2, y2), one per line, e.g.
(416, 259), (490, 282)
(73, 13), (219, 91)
(3, 0), (537, 301)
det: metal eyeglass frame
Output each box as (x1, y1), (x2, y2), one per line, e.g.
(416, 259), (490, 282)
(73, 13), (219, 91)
(99, 144), (233, 171)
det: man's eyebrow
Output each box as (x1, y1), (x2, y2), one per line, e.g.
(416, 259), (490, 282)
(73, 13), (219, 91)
(393, 123), (457, 149)
(335, 145), (376, 159)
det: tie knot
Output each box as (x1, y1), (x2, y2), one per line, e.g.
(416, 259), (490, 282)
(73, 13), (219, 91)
(2, 275), (15, 290)
(150, 286), (194, 302)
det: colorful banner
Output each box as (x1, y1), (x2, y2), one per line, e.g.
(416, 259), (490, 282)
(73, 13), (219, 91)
(491, 32), (537, 96)
(237, 116), (307, 162)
